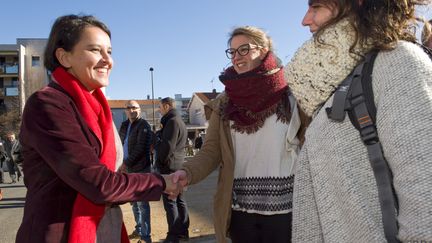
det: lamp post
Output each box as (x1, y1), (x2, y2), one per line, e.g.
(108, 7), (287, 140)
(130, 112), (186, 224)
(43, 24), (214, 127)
(149, 67), (156, 132)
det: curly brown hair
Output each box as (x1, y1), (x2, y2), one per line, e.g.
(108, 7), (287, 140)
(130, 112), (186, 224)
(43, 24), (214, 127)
(311, 0), (432, 51)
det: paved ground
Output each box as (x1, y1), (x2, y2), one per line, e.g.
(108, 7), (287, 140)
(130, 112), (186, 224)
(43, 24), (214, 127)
(123, 171), (218, 243)
(0, 179), (26, 243)
(0, 171), (218, 243)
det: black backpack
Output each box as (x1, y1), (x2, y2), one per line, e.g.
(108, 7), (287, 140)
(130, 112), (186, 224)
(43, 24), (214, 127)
(326, 45), (432, 243)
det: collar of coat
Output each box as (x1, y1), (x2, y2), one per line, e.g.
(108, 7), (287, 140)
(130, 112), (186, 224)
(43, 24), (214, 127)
(160, 109), (177, 128)
(284, 18), (370, 117)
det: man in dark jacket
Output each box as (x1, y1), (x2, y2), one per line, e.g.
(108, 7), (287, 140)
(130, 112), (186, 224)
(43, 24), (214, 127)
(119, 100), (153, 243)
(4, 132), (23, 183)
(156, 97), (189, 243)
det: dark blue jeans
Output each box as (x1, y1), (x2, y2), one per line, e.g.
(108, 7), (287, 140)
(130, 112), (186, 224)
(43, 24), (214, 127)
(162, 192), (190, 241)
(130, 167), (152, 241)
(132, 201), (151, 241)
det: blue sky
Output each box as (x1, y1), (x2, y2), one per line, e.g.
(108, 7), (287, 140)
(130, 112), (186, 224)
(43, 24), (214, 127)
(1, 1), (431, 100)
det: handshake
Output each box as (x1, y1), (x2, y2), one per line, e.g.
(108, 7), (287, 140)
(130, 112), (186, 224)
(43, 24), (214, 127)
(162, 170), (188, 200)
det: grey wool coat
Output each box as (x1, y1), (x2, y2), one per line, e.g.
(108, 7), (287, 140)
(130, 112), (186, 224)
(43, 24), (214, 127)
(292, 42), (432, 242)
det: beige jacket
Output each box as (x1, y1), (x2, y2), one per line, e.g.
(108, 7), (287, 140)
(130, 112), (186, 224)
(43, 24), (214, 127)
(182, 94), (234, 243)
(182, 93), (300, 243)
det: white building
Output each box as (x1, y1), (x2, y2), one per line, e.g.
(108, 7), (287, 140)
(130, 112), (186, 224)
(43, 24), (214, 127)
(187, 89), (220, 127)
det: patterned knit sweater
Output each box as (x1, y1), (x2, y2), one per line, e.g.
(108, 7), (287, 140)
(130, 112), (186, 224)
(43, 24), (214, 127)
(289, 41), (432, 242)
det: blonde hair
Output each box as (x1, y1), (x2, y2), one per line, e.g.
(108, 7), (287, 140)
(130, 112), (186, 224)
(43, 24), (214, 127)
(227, 26), (273, 52)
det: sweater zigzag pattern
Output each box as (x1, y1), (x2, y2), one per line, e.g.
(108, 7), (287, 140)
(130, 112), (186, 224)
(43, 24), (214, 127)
(232, 175), (294, 214)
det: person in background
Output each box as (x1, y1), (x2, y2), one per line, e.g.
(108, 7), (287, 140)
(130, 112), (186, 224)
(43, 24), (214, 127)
(171, 26), (301, 243)
(16, 14), (179, 243)
(0, 140), (7, 184)
(4, 131), (22, 183)
(422, 19), (432, 49)
(193, 131), (203, 153)
(119, 100), (153, 243)
(156, 97), (190, 243)
(185, 138), (194, 156)
(0, 140), (5, 200)
(153, 128), (163, 172)
(0, 140), (5, 199)
(285, 0), (432, 241)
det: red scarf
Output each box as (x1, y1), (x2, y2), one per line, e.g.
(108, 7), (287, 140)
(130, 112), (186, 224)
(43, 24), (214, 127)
(52, 67), (129, 243)
(219, 52), (289, 133)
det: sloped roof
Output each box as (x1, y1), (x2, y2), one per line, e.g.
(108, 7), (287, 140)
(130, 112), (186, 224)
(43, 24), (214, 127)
(107, 99), (158, 109)
(187, 91), (221, 110)
(195, 92), (219, 103)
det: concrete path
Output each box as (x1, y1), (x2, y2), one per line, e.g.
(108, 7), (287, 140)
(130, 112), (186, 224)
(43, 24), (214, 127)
(123, 171), (218, 243)
(0, 171), (219, 243)
(0, 180), (26, 243)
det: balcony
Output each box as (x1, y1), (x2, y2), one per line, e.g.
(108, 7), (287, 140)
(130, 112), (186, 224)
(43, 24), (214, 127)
(0, 63), (18, 75)
(3, 86), (18, 97)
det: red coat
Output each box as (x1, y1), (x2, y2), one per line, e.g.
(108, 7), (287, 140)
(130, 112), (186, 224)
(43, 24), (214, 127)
(16, 82), (165, 243)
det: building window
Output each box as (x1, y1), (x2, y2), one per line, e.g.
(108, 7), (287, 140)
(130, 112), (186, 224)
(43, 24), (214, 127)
(32, 56), (40, 67)
(12, 77), (18, 87)
(0, 78), (3, 88)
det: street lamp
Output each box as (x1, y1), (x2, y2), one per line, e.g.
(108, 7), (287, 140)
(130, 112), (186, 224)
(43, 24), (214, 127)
(149, 67), (156, 131)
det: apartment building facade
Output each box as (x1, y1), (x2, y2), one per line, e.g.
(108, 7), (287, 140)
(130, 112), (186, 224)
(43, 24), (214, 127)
(0, 38), (49, 133)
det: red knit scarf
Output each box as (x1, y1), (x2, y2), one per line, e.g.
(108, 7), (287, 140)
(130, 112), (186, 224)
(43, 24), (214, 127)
(52, 67), (128, 243)
(219, 52), (290, 134)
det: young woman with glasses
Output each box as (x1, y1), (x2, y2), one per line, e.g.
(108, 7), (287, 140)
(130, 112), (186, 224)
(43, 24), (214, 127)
(285, 0), (432, 242)
(171, 26), (301, 243)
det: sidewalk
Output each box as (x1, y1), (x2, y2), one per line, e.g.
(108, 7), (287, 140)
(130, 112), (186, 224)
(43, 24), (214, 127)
(122, 171), (219, 243)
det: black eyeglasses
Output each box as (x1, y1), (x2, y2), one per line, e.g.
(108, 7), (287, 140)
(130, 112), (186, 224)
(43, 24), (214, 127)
(225, 43), (262, 59)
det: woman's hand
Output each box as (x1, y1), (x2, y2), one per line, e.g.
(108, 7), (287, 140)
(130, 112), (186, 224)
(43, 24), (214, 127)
(171, 170), (188, 187)
(162, 174), (183, 200)
(162, 170), (189, 199)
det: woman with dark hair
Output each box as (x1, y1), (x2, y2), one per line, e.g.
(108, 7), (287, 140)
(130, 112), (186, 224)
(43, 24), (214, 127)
(16, 15), (178, 243)
(285, 0), (432, 242)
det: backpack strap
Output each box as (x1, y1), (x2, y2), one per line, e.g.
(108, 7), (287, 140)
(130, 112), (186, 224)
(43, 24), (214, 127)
(326, 56), (366, 122)
(419, 43), (432, 59)
(327, 51), (400, 243)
